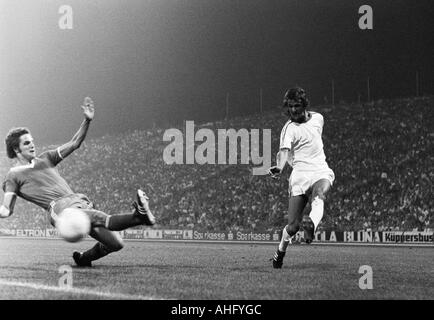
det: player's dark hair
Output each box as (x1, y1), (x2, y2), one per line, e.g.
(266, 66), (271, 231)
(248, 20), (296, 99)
(5, 127), (30, 159)
(282, 87), (309, 117)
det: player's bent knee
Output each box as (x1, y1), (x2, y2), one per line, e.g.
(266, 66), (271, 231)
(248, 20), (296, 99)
(313, 192), (326, 201)
(95, 230), (124, 252)
(312, 180), (331, 200)
(312, 187), (328, 201)
(109, 233), (124, 252)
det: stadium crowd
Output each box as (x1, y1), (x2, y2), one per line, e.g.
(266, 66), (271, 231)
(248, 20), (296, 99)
(1, 96), (432, 232)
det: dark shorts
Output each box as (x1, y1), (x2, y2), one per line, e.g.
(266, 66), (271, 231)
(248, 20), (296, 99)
(48, 193), (109, 228)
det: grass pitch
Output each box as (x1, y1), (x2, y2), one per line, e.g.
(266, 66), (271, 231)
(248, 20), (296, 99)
(0, 238), (433, 300)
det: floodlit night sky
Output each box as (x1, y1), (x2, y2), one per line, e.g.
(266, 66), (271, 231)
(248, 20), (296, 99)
(1, 0), (433, 144)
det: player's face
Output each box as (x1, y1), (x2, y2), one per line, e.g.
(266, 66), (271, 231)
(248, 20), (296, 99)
(287, 101), (306, 122)
(17, 134), (36, 161)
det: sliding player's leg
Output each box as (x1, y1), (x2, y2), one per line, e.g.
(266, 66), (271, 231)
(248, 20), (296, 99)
(83, 189), (156, 231)
(272, 195), (308, 269)
(107, 189), (156, 229)
(73, 227), (124, 267)
(71, 190), (155, 267)
(303, 178), (332, 244)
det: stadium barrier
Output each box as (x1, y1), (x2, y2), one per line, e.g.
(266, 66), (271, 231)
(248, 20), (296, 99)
(0, 228), (433, 244)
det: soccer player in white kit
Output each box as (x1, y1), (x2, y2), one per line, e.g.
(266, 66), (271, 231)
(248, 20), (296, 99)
(268, 87), (335, 268)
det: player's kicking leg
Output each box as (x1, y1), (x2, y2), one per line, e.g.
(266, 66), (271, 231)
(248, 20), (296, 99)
(73, 189), (155, 267)
(302, 179), (332, 244)
(105, 189), (156, 231)
(272, 195), (307, 269)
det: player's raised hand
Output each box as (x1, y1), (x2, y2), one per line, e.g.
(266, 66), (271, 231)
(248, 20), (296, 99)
(82, 97), (95, 121)
(268, 166), (282, 179)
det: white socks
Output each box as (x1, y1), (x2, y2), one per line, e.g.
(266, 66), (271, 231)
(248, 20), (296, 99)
(278, 226), (292, 252)
(309, 196), (324, 231)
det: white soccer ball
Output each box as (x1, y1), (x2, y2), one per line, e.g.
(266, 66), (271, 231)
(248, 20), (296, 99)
(55, 208), (91, 243)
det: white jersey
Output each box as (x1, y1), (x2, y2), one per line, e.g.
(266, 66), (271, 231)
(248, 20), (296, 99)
(279, 111), (330, 172)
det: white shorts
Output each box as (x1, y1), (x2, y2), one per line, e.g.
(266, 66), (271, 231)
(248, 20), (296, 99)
(288, 168), (335, 197)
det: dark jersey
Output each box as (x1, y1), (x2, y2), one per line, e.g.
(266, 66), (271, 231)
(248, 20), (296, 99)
(2, 149), (74, 210)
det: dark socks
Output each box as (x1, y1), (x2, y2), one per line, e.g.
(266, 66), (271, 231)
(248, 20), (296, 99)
(81, 242), (111, 262)
(107, 212), (144, 231)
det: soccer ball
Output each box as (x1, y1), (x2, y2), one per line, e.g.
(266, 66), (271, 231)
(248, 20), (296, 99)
(55, 208), (91, 243)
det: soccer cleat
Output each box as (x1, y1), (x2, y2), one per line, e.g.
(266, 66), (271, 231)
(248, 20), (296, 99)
(271, 249), (286, 269)
(133, 189), (156, 226)
(302, 216), (315, 244)
(72, 251), (92, 267)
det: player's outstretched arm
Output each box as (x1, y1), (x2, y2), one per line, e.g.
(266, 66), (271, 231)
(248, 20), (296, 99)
(0, 192), (17, 218)
(268, 149), (290, 179)
(58, 97), (95, 159)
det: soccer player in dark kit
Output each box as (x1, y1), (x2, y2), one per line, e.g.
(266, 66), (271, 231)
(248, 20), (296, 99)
(0, 97), (156, 267)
